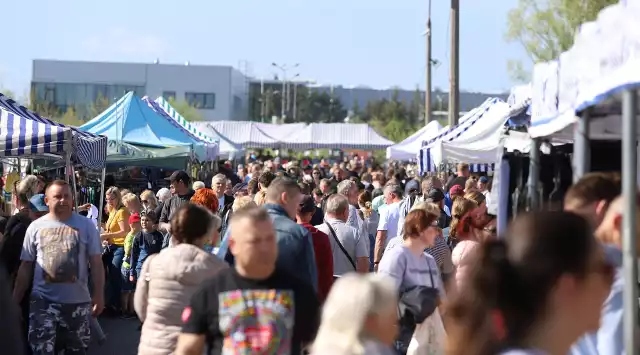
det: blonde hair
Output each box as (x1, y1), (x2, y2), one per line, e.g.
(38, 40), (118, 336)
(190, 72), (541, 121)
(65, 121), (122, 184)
(449, 197), (478, 241)
(312, 274), (397, 355)
(464, 191), (486, 206)
(465, 177), (478, 192)
(411, 201), (441, 217)
(105, 186), (124, 212)
(253, 190), (267, 206)
(139, 190), (158, 210)
(232, 196), (257, 212)
(121, 193), (140, 212)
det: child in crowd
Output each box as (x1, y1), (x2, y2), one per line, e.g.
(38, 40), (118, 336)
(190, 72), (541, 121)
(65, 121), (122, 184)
(129, 210), (164, 283)
(120, 213), (141, 318)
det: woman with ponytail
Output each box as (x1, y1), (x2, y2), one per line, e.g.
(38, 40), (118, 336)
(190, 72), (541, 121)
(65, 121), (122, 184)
(446, 211), (613, 355)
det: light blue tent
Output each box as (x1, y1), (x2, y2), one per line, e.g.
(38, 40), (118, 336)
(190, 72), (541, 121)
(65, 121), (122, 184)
(79, 92), (217, 161)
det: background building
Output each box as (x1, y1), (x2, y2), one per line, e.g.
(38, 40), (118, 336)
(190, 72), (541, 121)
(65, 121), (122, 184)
(31, 59), (249, 121)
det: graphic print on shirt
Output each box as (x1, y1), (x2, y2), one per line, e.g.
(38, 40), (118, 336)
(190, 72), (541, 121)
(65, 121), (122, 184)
(218, 289), (294, 355)
(39, 226), (80, 283)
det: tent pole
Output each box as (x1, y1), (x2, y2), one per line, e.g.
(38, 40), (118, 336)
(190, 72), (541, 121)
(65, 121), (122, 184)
(70, 162), (79, 211)
(97, 167), (106, 232)
(622, 89), (638, 355)
(573, 111), (590, 182)
(527, 138), (540, 210)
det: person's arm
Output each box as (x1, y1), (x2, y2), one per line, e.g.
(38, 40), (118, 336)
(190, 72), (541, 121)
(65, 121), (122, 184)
(354, 228), (370, 273)
(12, 261), (33, 304)
(177, 284), (213, 355)
(373, 207), (390, 271)
(303, 229), (318, 292)
(101, 219), (129, 241)
(295, 283), (321, 350)
(130, 234), (141, 280)
(13, 226), (36, 303)
(87, 223), (105, 316)
(159, 199), (171, 233)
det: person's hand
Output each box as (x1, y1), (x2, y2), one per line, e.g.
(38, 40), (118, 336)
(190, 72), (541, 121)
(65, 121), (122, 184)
(77, 203), (91, 212)
(129, 275), (135, 282)
(92, 295), (105, 317)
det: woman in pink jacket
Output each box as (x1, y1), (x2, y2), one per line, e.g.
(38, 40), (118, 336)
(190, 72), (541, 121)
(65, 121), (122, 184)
(135, 204), (227, 355)
(450, 197), (481, 290)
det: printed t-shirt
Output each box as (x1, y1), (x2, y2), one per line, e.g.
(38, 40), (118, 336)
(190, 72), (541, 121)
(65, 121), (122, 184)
(20, 212), (102, 304)
(106, 207), (129, 246)
(182, 267), (320, 355)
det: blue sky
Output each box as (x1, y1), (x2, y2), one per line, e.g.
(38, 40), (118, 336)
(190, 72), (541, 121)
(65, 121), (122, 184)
(0, 0), (529, 97)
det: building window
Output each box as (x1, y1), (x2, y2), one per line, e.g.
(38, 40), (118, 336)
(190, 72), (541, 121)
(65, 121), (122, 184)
(163, 91), (176, 101)
(185, 92), (215, 109)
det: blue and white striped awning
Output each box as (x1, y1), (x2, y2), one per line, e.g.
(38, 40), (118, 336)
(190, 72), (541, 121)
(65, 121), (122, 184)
(0, 107), (71, 157)
(0, 93), (107, 169)
(142, 97), (219, 160)
(419, 98), (500, 173)
(153, 97), (217, 144)
(192, 121), (281, 149)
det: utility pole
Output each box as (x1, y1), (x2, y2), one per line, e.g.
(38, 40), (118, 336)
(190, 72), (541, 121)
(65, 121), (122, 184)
(272, 62), (299, 122)
(425, 0), (433, 125)
(449, 0), (460, 127)
(260, 78), (265, 122)
(293, 83), (298, 122)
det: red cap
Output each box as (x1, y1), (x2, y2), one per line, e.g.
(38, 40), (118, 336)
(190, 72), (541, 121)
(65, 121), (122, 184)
(128, 213), (141, 224)
(449, 185), (464, 196)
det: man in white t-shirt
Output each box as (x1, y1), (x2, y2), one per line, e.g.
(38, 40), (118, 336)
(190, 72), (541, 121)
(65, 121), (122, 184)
(373, 183), (403, 271)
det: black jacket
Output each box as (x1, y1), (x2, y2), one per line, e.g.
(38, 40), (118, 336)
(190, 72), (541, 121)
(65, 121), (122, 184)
(0, 210), (32, 280)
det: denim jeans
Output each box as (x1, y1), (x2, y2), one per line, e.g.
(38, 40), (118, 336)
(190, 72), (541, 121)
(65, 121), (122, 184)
(105, 245), (124, 309)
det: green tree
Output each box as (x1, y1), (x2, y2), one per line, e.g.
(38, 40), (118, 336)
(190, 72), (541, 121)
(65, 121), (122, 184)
(59, 106), (84, 127)
(88, 94), (112, 119)
(505, 0), (616, 80)
(295, 89), (347, 124)
(167, 97), (204, 122)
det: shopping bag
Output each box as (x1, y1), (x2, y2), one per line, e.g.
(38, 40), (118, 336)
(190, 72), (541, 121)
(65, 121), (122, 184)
(406, 308), (446, 355)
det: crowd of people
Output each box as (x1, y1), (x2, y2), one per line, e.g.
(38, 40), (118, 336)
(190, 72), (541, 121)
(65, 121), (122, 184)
(0, 156), (634, 355)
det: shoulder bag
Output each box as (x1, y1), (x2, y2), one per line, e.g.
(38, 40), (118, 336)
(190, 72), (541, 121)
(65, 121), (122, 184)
(324, 221), (356, 271)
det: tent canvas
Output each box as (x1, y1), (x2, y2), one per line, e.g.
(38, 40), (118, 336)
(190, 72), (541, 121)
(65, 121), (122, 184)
(0, 92), (107, 169)
(152, 97), (243, 159)
(280, 123), (394, 150)
(386, 120), (442, 160)
(192, 121), (280, 149)
(79, 92), (209, 160)
(0, 107), (72, 157)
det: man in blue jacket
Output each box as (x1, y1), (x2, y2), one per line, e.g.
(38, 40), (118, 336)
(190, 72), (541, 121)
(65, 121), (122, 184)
(264, 177), (318, 292)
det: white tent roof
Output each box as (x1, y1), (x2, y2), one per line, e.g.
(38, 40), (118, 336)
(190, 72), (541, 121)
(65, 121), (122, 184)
(431, 101), (512, 166)
(192, 121), (280, 148)
(386, 120), (443, 160)
(280, 123), (394, 150)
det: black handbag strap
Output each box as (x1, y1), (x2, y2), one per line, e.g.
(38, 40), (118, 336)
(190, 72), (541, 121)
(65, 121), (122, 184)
(325, 221), (356, 270)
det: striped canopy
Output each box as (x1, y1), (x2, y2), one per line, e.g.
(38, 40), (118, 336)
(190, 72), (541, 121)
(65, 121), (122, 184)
(142, 96), (219, 160)
(0, 107), (72, 157)
(154, 97), (216, 143)
(279, 123), (394, 150)
(0, 92), (107, 169)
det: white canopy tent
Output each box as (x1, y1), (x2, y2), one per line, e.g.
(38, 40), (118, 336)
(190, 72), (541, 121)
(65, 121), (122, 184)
(386, 120), (443, 160)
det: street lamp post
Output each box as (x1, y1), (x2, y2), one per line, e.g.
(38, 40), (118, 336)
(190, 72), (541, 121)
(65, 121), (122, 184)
(272, 62), (299, 121)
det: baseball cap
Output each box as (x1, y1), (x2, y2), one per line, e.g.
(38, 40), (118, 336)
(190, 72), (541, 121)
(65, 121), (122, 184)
(298, 195), (316, 214)
(479, 176), (489, 183)
(449, 185), (464, 196)
(404, 179), (420, 196)
(232, 182), (248, 195)
(168, 170), (191, 185)
(29, 194), (49, 212)
(128, 213), (141, 224)
(426, 188), (445, 203)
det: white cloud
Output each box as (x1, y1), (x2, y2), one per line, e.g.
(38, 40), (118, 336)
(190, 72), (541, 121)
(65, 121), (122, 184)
(81, 28), (168, 57)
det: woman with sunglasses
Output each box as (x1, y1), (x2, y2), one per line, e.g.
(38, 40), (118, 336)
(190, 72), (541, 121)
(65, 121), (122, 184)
(139, 190), (161, 218)
(446, 211), (613, 355)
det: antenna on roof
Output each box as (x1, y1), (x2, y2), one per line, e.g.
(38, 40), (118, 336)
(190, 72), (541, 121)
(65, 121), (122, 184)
(185, 61), (190, 66)
(154, 58), (160, 64)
